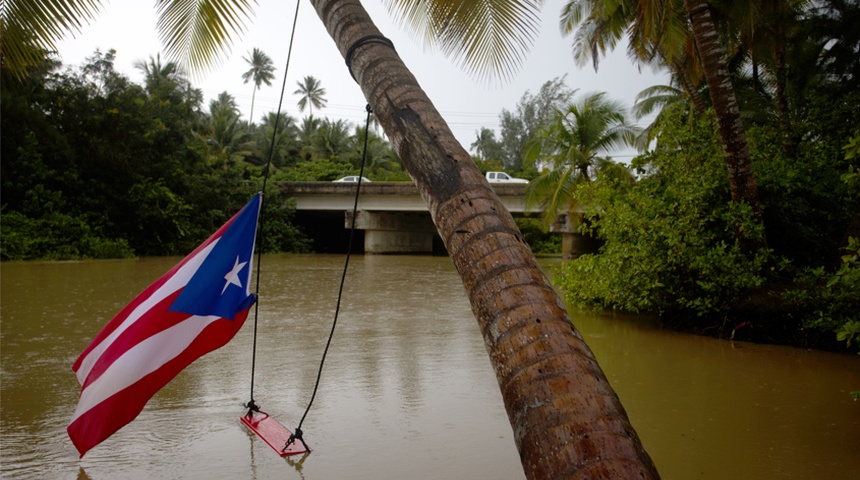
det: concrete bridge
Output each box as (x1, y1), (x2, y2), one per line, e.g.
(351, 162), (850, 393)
(279, 181), (589, 256)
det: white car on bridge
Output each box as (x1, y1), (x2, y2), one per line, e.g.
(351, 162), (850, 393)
(333, 176), (372, 183)
(485, 171), (528, 183)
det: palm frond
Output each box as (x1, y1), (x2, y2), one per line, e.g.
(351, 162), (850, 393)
(1, 0), (103, 80)
(383, 0), (542, 84)
(632, 84), (682, 118)
(155, 0), (255, 77)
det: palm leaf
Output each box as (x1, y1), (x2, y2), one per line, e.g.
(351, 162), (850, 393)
(383, 0), (542, 83)
(154, 0), (254, 77)
(632, 84), (681, 118)
(1, 0), (103, 80)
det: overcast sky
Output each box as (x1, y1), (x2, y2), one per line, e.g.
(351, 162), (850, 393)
(55, 0), (668, 160)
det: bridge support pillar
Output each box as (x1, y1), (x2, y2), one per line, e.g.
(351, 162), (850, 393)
(345, 211), (435, 254)
(550, 213), (601, 260)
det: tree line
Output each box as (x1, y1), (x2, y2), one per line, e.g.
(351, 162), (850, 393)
(1, 48), (568, 261)
(0, 49), (411, 260)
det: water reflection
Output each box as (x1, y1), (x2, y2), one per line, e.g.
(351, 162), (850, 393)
(1, 255), (858, 480)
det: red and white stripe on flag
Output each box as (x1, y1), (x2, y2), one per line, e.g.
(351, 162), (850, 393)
(68, 194), (261, 457)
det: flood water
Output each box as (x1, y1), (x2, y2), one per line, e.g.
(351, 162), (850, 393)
(1, 255), (858, 479)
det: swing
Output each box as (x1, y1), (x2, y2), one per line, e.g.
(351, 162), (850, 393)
(241, 410), (309, 456)
(238, 0), (374, 456)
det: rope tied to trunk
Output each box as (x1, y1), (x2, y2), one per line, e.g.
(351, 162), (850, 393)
(345, 35), (395, 79)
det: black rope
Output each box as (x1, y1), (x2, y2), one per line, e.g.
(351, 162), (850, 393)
(345, 35), (395, 80)
(239, 0), (375, 451)
(245, 0), (303, 417)
(286, 105), (374, 451)
(282, 426), (308, 452)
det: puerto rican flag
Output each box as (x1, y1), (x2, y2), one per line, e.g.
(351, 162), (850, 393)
(68, 193), (262, 457)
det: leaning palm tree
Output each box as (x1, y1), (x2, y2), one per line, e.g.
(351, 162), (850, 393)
(683, 0), (766, 251)
(293, 75), (327, 118)
(241, 47), (276, 125)
(561, 0), (766, 251)
(524, 92), (639, 230)
(7, 1), (661, 477)
(294, 5), (660, 476)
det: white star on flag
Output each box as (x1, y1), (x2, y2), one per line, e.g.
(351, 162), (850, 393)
(222, 256), (248, 294)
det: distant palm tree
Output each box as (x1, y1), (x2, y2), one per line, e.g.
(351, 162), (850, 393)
(525, 92), (638, 229)
(134, 53), (204, 119)
(470, 127), (496, 161)
(195, 92), (253, 169)
(305, 118), (352, 161)
(134, 54), (183, 97)
(241, 48), (275, 125)
(294, 75), (327, 118)
(254, 112), (299, 167)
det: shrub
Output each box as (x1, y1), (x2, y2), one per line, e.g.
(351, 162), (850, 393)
(554, 108), (770, 320)
(515, 217), (561, 254)
(1, 210), (134, 260)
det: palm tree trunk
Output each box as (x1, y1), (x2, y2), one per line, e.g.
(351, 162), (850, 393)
(309, 0), (660, 478)
(249, 87), (257, 125)
(774, 26), (793, 155)
(671, 58), (707, 115)
(684, 0), (767, 251)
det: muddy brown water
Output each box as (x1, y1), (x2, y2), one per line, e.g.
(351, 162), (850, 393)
(1, 255), (858, 479)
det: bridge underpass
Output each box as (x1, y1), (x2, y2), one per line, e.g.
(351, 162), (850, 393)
(280, 181), (592, 257)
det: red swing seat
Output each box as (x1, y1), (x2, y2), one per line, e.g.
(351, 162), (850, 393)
(240, 410), (310, 456)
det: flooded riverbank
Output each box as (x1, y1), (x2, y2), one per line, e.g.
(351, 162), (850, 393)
(2, 255), (858, 479)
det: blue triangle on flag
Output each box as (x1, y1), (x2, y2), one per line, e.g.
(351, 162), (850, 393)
(169, 195), (260, 320)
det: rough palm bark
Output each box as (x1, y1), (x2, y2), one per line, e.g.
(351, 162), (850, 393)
(671, 57), (707, 115)
(773, 25), (793, 155)
(684, 0), (766, 250)
(309, 0), (660, 478)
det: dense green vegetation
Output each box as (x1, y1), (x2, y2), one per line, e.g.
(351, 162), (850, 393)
(447, 1), (857, 350)
(1, 51), (410, 260)
(554, 93), (858, 350)
(1, 49), (567, 261)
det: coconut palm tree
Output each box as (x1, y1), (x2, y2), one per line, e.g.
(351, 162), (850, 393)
(350, 125), (401, 172)
(195, 92), (253, 169)
(307, 118), (353, 162)
(632, 82), (704, 149)
(683, 0), (766, 251)
(294, 75), (327, 118)
(241, 48), (276, 125)
(0, 1), (100, 80)
(134, 54), (183, 97)
(6, 2), (661, 477)
(253, 111), (300, 168)
(301, 3), (659, 477)
(297, 116), (322, 161)
(470, 127), (497, 161)
(560, 0), (767, 251)
(524, 92), (639, 230)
